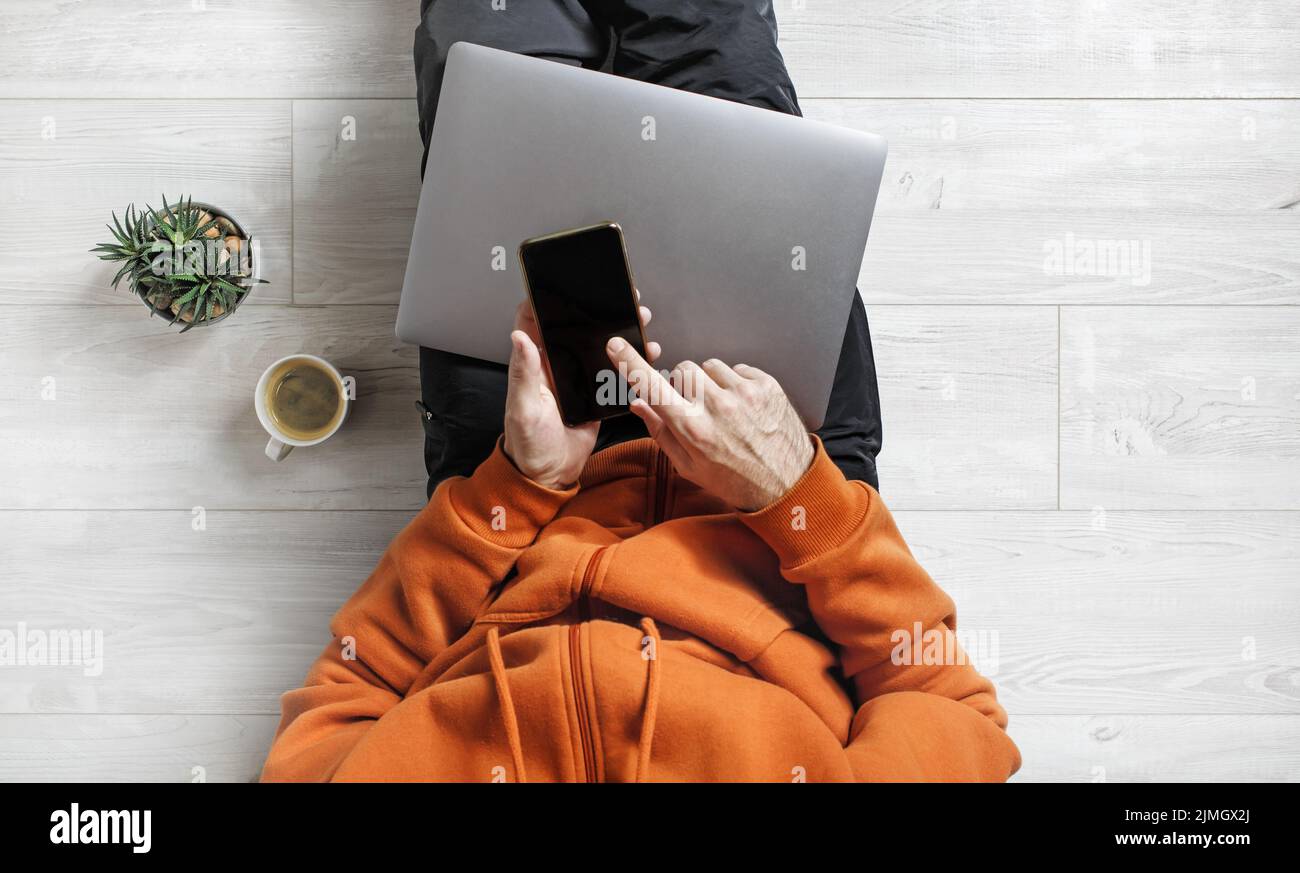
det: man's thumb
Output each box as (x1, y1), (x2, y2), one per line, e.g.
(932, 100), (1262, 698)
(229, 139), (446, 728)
(508, 330), (542, 391)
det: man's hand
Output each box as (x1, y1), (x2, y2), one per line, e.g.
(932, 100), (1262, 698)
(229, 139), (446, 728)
(503, 300), (659, 490)
(605, 337), (814, 511)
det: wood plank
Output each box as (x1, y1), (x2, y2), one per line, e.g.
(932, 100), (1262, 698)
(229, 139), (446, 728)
(1061, 307), (1300, 509)
(0, 302), (1050, 512)
(0, 511), (406, 714)
(4, 508), (1295, 716)
(2, 1), (1296, 99)
(294, 99), (1300, 306)
(861, 211), (1300, 306)
(0, 715), (279, 782)
(0, 713), (1293, 781)
(1011, 715), (1300, 782)
(894, 510), (1300, 715)
(0, 0), (421, 99)
(3, 0), (1294, 789)
(807, 99), (1300, 213)
(0, 306), (427, 510)
(292, 101), (423, 304)
(777, 0), (1300, 98)
(872, 306), (1057, 509)
(0, 100), (292, 305)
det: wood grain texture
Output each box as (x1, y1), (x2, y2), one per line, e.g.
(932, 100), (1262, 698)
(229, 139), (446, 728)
(291, 99), (1300, 306)
(2, 1), (1296, 99)
(292, 101), (424, 304)
(1011, 715), (1300, 782)
(894, 510), (1300, 715)
(0, 715), (279, 783)
(0, 0), (422, 99)
(775, 0), (1300, 98)
(1061, 307), (1300, 509)
(808, 99), (1300, 213)
(0, 303), (1055, 512)
(0, 100), (292, 305)
(0, 306), (427, 510)
(872, 306), (1058, 509)
(861, 211), (1300, 306)
(0, 713), (1295, 782)
(0, 511), (405, 714)
(2, 0), (1297, 785)
(3, 508), (1295, 716)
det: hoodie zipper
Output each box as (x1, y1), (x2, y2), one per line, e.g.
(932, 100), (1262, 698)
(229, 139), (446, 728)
(569, 546), (605, 782)
(652, 448), (670, 525)
(568, 444), (667, 781)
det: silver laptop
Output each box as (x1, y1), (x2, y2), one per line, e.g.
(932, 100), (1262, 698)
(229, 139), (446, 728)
(397, 41), (887, 428)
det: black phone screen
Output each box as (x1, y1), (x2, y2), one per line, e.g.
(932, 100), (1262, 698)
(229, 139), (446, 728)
(519, 224), (647, 425)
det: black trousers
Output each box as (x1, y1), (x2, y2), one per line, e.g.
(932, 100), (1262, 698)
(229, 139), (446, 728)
(413, 0), (883, 496)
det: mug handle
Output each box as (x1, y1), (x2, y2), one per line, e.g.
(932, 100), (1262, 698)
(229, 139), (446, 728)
(265, 436), (293, 462)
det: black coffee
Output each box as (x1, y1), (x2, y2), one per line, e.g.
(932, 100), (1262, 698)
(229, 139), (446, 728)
(266, 360), (343, 440)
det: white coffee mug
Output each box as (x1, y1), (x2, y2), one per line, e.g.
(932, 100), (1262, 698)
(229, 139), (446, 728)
(254, 354), (351, 461)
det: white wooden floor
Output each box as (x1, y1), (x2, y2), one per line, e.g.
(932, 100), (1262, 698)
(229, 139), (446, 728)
(1, 1), (1297, 782)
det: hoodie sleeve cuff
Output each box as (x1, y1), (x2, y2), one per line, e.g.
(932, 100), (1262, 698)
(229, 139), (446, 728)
(443, 437), (578, 549)
(739, 435), (872, 569)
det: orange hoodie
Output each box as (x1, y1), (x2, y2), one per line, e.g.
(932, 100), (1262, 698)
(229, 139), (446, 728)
(261, 436), (1020, 782)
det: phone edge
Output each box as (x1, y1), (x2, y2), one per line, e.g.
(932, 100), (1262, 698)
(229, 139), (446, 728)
(516, 221), (651, 428)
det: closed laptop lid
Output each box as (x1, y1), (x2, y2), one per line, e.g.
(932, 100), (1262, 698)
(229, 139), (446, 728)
(398, 41), (888, 428)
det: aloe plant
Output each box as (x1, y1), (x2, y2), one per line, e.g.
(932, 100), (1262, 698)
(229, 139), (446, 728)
(92, 195), (265, 331)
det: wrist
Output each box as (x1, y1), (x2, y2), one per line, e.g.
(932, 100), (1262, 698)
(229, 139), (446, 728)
(444, 438), (578, 549)
(747, 434), (817, 511)
(739, 435), (871, 566)
(502, 436), (570, 491)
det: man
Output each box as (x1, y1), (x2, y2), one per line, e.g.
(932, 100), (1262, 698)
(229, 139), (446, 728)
(409, 0), (882, 495)
(260, 0), (1019, 782)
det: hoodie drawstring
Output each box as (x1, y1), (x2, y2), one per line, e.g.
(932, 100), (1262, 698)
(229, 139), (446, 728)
(486, 625), (527, 783)
(635, 617), (662, 783)
(486, 618), (662, 783)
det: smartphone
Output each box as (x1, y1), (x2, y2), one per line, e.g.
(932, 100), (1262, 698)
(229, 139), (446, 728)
(518, 222), (649, 426)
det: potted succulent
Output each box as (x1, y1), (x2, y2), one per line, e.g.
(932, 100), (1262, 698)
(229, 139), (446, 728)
(92, 195), (264, 331)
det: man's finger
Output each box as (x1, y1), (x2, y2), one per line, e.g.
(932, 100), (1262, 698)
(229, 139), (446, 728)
(628, 395), (665, 436)
(670, 360), (716, 402)
(637, 305), (659, 363)
(509, 329), (543, 394)
(701, 358), (743, 389)
(732, 363), (768, 381)
(629, 398), (689, 462)
(606, 336), (686, 418)
(513, 301), (544, 353)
